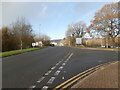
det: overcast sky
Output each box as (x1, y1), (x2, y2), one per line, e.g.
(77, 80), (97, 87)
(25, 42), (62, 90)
(2, 2), (116, 40)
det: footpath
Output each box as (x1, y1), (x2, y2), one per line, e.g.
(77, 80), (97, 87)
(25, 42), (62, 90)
(72, 61), (119, 88)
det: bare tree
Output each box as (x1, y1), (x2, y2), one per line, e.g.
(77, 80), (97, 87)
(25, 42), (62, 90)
(91, 2), (119, 47)
(12, 17), (34, 49)
(65, 21), (86, 46)
(66, 21), (86, 38)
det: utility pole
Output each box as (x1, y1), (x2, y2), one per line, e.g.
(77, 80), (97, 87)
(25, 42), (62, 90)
(39, 24), (41, 39)
(20, 29), (23, 50)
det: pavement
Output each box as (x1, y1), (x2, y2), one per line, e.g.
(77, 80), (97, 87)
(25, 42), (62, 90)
(2, 46), (118, 89)
(72, 61), (119, 88)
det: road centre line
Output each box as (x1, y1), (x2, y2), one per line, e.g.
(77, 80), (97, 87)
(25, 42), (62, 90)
(47, 77), (56, 84)
(41, 86), (49, 90)
(64, 60), (68, 63)
(66, 53), (74, 61)
(45, 70), (52, 75)
(62, 63), (66, 66)
(37, 77), (45, 83)
(29, 85), (36, 89)
(68, 53), (74, 59)
(29, 52), (73, 89)
(63, 52), (71, 59)
(54, 70), (61, 76)
(59, 66), (64, 70)
(51, 66), (56, 70)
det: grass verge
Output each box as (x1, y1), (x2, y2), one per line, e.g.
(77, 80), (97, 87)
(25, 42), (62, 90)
(77, 46), (120, 51)
(0, 46), (47, 57)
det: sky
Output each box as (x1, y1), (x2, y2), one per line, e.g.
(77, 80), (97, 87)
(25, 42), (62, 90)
(1, 2), (116, 40)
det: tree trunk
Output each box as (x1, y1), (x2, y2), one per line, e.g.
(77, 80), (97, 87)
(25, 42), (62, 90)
(111, 37), (116, 47)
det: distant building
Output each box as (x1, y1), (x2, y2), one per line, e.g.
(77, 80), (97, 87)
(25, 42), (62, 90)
(50, 39), (62, 46)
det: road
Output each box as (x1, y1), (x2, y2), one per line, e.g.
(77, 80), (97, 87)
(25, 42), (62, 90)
(2, 46), (118, 89)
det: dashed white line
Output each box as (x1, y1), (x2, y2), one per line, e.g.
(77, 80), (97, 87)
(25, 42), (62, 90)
(54, 70), (61, 76)
(36, 77), (45, 83)
(41, 86), (49, 90)
(51, 66), (56, 70)
(45, 70), (52, 75)
(47, 77), (55, 84)
(29, 53), (74, 89)
(59, 66), (64, 70)
(66, 58), (69, 61)
(29, 85), (36, 89)
(64, 60), (68, 63)
(62, 63), (66, 66)
(56, 63), (59, 66)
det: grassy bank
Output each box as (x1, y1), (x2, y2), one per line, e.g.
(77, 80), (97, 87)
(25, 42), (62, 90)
(0, 46), (47, 57)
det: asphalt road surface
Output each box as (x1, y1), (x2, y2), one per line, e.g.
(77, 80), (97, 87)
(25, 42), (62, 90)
(2, 46), (118, 89)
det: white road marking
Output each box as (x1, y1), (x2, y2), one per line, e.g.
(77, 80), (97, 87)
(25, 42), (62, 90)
(66, 53), (74, 61)
(68, 53), (74, 59)
(54, 70), (61, 76)
(66, 58), (69, 61)
(45, 70), (52, 75)
(29, 85), (36, 89)
(56, 63), (59, 66)
(41, 86), (49, 90)
(37, 77), (45, 83)
(64, 60), (68, 63)
(59, 66), (63, 70)
(51, 66), (56, 70)
(59, 61), (62, 63)
(64, 52), (71, 59)
(62, 63), (66, 66)
(47, 77), (55, 84)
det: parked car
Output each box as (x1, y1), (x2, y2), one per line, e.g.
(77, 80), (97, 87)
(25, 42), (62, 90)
(50, 44), (55, 47)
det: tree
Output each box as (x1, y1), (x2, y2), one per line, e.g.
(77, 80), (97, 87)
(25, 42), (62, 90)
(65, 21), (86, 46)
(2, 17), (35, 51)
(2, 27), (20, 51)
(91, 2), (119, 47)
(66, 21), (86, 38)
(12, 17), (34, 49)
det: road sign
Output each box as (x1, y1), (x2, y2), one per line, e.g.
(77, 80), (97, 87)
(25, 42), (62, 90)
(76, 38), (82, 44)
(32, 43), (36, 47)
(35, 42), (39, 46)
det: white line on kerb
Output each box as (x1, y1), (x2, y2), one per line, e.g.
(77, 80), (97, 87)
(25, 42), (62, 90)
(37, 77), (45, 83)
(47, 77), (55, 84)
(54, 70), (61, 76)
(45, 70), (52, 75)
(41, 86), (49, 90)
